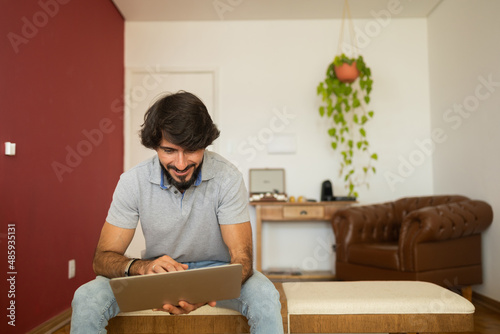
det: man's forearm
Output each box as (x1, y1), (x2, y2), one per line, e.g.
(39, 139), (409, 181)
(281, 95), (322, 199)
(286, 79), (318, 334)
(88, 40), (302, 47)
(94, 250), (186, 278)
(230, 243), (253, 284)
(235, 256), (253, 284)
(221, 222), (254, 284)
(93, 250), (141, 278)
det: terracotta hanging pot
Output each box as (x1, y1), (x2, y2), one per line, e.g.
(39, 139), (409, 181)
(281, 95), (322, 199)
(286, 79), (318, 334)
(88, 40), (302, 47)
(334, 62), (359, 83)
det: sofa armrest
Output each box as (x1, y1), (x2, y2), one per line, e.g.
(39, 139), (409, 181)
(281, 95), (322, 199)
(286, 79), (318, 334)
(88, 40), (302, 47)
(399, 200), (493, 271)
(332, 202), (400, 262)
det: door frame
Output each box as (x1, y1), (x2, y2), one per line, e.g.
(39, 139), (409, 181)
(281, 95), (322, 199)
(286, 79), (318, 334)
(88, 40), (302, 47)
(123, 66), (219, 172)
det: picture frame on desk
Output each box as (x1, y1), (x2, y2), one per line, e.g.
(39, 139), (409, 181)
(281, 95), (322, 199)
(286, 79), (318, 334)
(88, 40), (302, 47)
(249, 168), (287, 202)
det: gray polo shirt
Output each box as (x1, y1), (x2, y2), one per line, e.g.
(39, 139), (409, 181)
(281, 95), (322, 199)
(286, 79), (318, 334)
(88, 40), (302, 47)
(106, 150), (250, 262)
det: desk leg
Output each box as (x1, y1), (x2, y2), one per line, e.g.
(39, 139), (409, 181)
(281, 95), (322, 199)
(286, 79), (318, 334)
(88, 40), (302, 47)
(255, 205), (262, 272)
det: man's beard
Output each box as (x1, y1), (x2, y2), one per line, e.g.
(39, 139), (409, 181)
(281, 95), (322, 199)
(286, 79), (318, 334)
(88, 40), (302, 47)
(162, 162), (203, 192)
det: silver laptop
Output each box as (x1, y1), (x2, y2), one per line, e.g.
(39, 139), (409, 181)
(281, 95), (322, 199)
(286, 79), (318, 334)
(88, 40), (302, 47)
(109, 264), (242, 312)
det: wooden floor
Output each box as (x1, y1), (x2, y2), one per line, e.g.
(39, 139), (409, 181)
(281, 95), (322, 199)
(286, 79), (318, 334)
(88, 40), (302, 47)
(465, 301), (500, 334)
(52, 298), (499, 334)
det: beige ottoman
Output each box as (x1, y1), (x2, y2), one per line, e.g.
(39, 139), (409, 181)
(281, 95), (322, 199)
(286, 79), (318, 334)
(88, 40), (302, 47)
(106, 305), (249, 333)
(282, 281), (475, 334)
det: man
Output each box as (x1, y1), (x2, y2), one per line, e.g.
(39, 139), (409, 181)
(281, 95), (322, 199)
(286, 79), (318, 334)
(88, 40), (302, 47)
(71, 91), (284, 333)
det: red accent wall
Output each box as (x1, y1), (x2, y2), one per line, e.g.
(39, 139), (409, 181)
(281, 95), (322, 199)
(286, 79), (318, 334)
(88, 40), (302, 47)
(1, 0), (124, 332)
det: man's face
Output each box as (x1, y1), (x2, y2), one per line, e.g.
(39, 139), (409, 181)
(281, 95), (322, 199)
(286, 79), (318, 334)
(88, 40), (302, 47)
(156, 138), (205, 191)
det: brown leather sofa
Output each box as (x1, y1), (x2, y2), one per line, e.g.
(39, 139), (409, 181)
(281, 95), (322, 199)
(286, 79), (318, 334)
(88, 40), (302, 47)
(332, 195), (493, 298)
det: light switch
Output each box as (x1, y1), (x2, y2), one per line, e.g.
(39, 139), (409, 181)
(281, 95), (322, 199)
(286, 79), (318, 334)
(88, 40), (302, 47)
(68, 259), (76, 279)
(5, 142), (16, 156)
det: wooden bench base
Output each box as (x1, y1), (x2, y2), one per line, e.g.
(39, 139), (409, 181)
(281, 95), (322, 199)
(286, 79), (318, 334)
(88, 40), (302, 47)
(289, 313), (473, 333)
(283, 281), (474, 333)
(107, 314), (249, 333)
(107, 281), (474, 334)
(107, 304), (250, 334)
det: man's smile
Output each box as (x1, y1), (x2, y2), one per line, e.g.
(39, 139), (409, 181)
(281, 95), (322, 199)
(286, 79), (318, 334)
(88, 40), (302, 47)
(167, 164), (195, 178)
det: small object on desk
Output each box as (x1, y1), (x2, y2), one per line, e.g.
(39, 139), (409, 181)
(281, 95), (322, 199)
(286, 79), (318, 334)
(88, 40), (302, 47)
(321, 180), (334, 201)
(249, 168), (285, 194)
(334, 196), (357, 201)
(249, 192), (288, 202)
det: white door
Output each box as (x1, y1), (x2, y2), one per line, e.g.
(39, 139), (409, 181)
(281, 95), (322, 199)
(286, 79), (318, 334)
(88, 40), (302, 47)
(124, 69), (217, 258)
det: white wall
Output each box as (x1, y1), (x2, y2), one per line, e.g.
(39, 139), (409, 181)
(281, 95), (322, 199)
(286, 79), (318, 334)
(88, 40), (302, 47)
(125, 17), (432, 272)
(428, 0), (500, 300)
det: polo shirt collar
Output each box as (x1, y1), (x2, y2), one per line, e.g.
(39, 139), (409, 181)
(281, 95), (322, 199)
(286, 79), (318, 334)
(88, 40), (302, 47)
(200, 150), (216, 181)
(149, 156), (163, 187)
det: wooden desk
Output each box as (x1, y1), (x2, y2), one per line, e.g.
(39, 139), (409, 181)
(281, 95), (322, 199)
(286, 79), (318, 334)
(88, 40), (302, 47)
(250, 201), (353, 280)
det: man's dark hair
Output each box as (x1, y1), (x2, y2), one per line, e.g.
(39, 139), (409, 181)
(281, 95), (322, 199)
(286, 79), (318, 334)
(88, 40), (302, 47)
(140, 91), (220, 150)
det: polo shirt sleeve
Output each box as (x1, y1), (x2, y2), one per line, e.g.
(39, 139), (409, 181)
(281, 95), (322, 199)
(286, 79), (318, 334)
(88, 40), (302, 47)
(106, 173), (140, 229)
(217, 172), (250, 225)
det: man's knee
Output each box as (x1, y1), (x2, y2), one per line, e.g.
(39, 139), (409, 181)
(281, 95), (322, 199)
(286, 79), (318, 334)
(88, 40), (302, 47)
(246, 271), (279, 294)
(72, 282), (92, 309)
(72, 277), (113, 309)
(243, 271), (281, 309)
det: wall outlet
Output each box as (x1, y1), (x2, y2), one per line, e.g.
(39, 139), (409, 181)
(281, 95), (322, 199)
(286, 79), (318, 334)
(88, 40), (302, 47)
(4, 142), (16, 156)
(68, 259), (76, 279)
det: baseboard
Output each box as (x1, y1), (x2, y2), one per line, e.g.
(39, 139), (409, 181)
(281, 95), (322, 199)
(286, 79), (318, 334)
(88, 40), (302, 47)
(27, 308), (72, 334)
(473, 291), (500, 313)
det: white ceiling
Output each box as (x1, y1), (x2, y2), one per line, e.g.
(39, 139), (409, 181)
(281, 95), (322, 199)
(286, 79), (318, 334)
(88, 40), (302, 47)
(111, 0), (443, 21)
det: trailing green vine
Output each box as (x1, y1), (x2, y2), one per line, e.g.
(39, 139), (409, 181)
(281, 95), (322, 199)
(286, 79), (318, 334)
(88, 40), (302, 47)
(317, 54), (377, 197)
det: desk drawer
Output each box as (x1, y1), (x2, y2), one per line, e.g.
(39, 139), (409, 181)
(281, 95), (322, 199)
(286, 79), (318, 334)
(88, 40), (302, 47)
(283, 206), (325, 219)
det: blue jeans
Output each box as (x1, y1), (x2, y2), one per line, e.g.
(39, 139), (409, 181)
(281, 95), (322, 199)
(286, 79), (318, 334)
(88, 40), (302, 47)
(70, 261), (283, 334)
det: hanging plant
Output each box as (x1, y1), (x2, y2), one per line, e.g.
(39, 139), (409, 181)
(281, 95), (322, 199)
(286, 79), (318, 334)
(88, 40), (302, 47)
(333, 56), (359, 83)
(316, 53), (377, 197)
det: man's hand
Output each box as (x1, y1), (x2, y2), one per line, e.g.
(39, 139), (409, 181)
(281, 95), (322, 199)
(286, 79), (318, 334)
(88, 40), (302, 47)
(135, 256), (215, 314)
(155, 300), (217, 315)
(133, 255), (188, 275)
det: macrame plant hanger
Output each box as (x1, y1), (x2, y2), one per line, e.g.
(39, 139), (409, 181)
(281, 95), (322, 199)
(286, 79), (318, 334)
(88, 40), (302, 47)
(334, 0), (360, 83)
(337, 0), (359, 59)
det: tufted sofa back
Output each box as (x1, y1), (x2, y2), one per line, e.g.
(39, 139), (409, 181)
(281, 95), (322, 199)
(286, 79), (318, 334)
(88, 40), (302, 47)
(398, 198), (493, 271)
(332, 195), (471, 262)
(393, 195), (469, 222)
